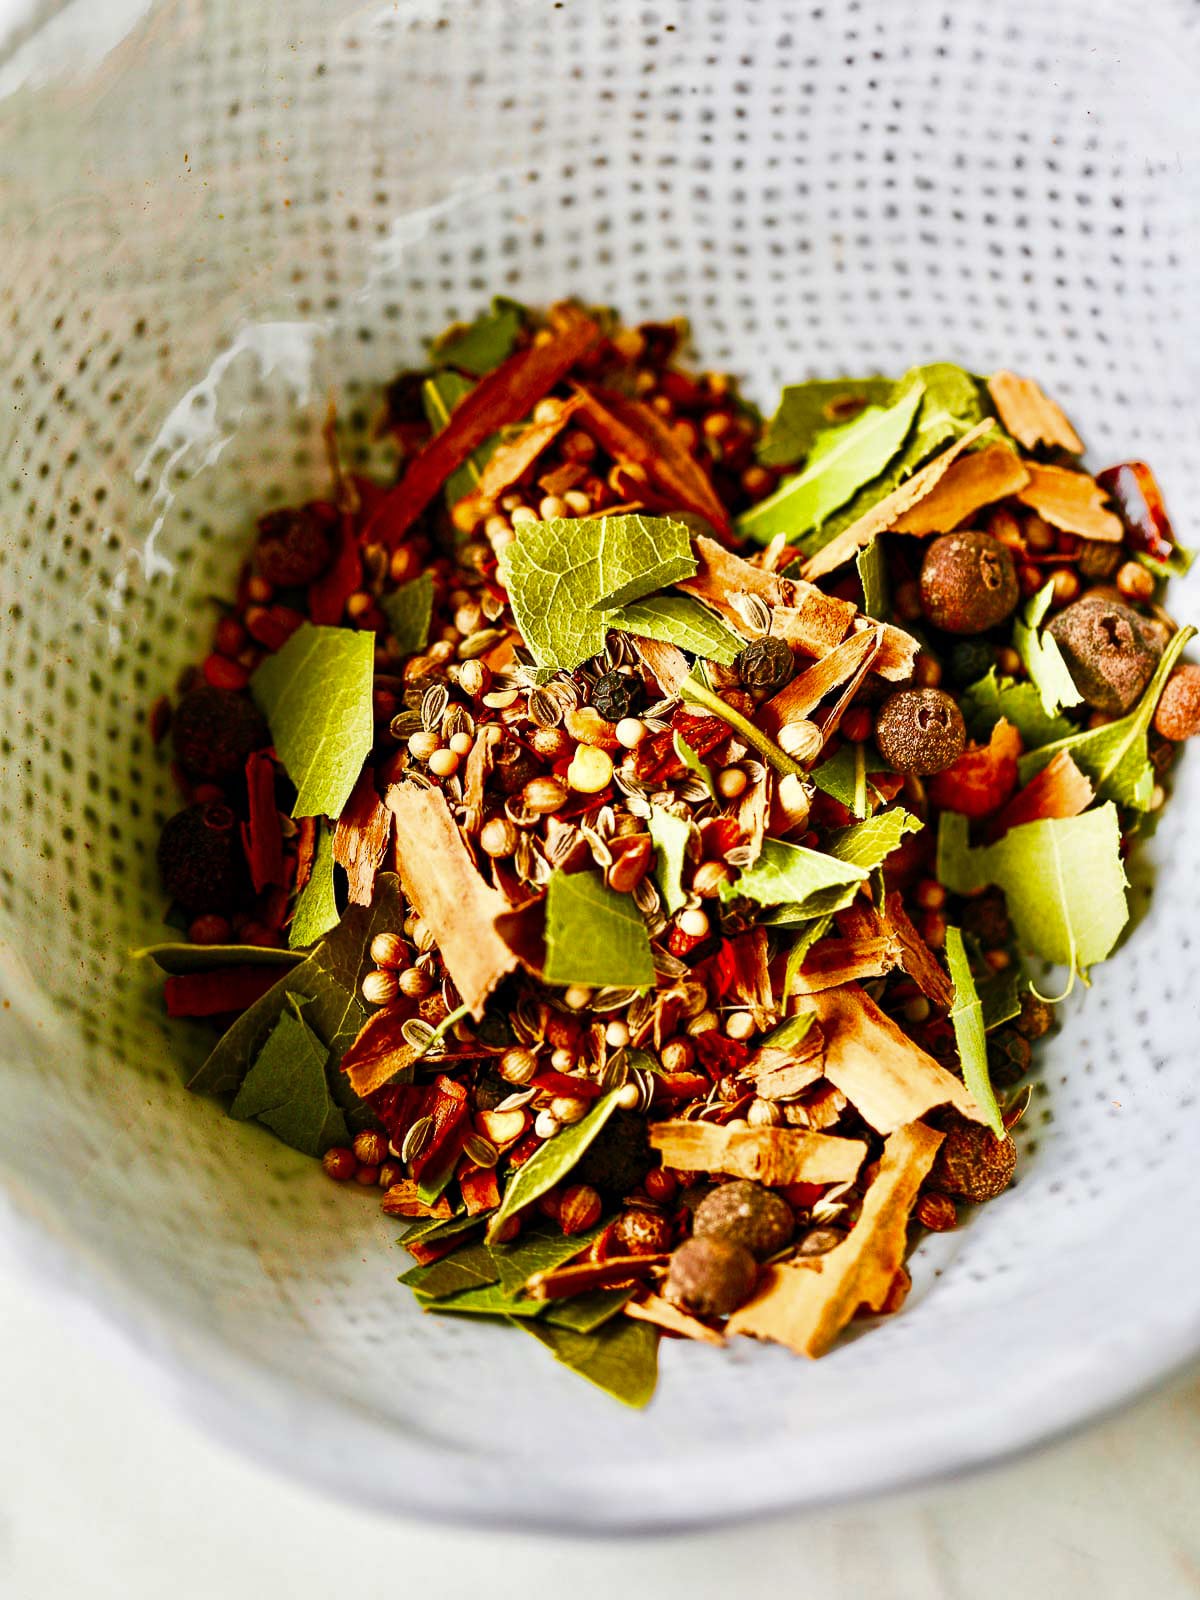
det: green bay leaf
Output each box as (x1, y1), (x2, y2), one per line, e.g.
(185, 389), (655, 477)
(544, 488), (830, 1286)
(499, 514), (698, 670)
(1016, 625), (1195, 809)
(856, 537), (890, 621)
(542, 868), (655, 988)
(978, 963), (1026, 1033)
(826, 808), (922, 872)
(229, 995), (348, 1157)
(543, 1288), (634, 1333)
(672, 729), (718, 800)
(960, 669), (1077, 749)
(132, 942), (303, 975)
(488, 1220), (604, 1296)
(289, 821), (339, 949)
(251, 623), (375, 819)
(720, 838), (867, 917)
(1012, 580), (1084, 717)
(431, 297), (524, 376)
(648, 804), (693, 915)
(486, 1090), (623, 1243)
(757, 376), (894, 466)
(381, 570), (435, 658)
(400, 1240), (500, 1300)
(737, 382), (923, 544)
(945, 927), (1004, 1137)
(520, 1315), (659, 1409)
(937, 806), (1128, 973)
(609, 593), (742, 665)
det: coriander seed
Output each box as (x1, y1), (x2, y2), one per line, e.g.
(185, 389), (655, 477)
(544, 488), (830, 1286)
(407, 729), (441, 761)
(362, 968), (399, 1006)
(370, 932), (408, 969)
(523, 776), (569, 814)
(716, 766), (748, 800)
(499, 1047), (538, 1085)
(479, 815), (519, 857)
(397, 966), (432, 1000)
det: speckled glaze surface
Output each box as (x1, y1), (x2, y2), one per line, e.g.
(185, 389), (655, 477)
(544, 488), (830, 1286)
(0, 0), (1198, 1532)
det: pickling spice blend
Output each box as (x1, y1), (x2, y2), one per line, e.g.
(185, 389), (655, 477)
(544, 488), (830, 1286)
(138, 301), (1198, 1405)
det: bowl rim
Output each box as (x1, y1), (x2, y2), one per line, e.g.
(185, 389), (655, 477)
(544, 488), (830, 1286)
(4, 1178), (1198, 1533)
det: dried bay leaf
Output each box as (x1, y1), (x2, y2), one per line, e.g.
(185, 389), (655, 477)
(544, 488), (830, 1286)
(944, 927), (1004, 1138)
(380, 570), (434, 657)
(856, 537), (890, 621)
(609, 593), (743, 665)
(826, 808), (922, 872)
(399, 1240), (500, 1300)
(757, 376), (894, 466)
(648, 1120), (865, 1185)
(288, 820), (339, 949)
(648, 804), (692, 915)
(251, 623), (375, 818)
(229, 995), (349, 1157)
(431, 296), (524, 376)
(520, 1314), (660, 1409)
(937, 805), (1129, 974)
(803, 982), (983, 1132)
(542, 868), (655, 988)
(133, 942), (303, 974)
(498, 513), (698, 670)
(188, 875), (406, 1103)
(738, 383), (924, 544)
(728, 1120), (943, 1357)
(485, 1089), (623, 1242)
(543, 1289), (634, 1334)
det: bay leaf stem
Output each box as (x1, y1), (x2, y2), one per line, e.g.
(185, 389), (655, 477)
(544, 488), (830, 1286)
(679, 676), (806, 780)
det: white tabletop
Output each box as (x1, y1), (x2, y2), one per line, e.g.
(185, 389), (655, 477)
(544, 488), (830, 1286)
(2, 1257), (1197, 1600)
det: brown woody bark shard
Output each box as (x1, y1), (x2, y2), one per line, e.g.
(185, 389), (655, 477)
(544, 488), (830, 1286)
(365, 304), (601, 547)
(341, 1005), (423, 1097)
(450, 395), (582, 526)
(1015, 462), (1124, 541)
(679, 536), (916, 681)
(625, 1293), (726, 1346)
(816, 627), (883, 744)
(628, 633), (691, 697)
(525, 1255), (666, 1299)
(801, 419), (996, 581)
(891, 442), (1031, 534)
(988, 370), (1084, 454)
(461, 724), (495, 837)
(881, 891), (955, 1009)
(787, 935), (896, 994)
(333, 768), (392, 906)
(788, 895), (952, 1007)
(386, 781), (519, 1018)
(781, 1083), (847, 1129)
(993, 750), (1094, 837)
(803, 982), (983, 1131)
(741, 1050), (825, 1102)
(759, 629), (879, 734)
(572, 383), (732, 535)
(381, 1182), (454, 1219)
(648, 1120), (866, 1185)
(728, 1120), (943, 1356)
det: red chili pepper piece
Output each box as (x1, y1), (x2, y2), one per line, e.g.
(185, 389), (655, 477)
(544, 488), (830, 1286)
(527, 1071), (603, 1101)
(364, 307), (602, 548)
(163, 966), (286, 1018)
(1095, 461), (1175, 562)
(308, 512), (364, 626)
(409, 1075), (470, 1182)
(693, 1031), (750, 1079)
(240, 751), (286, 893)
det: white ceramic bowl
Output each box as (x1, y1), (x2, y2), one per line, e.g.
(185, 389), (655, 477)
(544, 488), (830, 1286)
(1, 0), (1198, 1533)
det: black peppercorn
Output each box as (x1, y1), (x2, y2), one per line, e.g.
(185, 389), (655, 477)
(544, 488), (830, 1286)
(255, 503), (338, 587)
(874, 687), (966, 775)
(1046, 594), (1163, 715)
(156, 802), (247, 914)
(572, 1110), (653, 1198)
(591, 670), (644, 723)
(171, 686), (268, 782)
(734, 635), (794, 691)
(947, 638), (995, 688)
(920, 532), (1019, 635)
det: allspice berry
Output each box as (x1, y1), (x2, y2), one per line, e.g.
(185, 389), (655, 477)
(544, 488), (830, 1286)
(156, 802), (247, 914)
(572, 1111), (653, 1198)
(930, 1118), (1018, 1203)
(255, 503), (337, 586)
(1046, 595), (1163, 714)
(1153, 662), (1200, 741)
(171, 685), (268, 781)
(874, 687), (966, 775)
(919, 532), (1019, 634)
(692, 1179), (795, 1261)
(665, 1235), (758, 1318)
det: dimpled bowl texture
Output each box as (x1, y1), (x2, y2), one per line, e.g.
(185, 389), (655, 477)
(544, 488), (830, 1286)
(0, 0), (1198, 1534)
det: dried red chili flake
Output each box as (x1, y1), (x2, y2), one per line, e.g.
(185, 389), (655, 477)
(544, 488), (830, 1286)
(693, 1032), (750, 1079)
(652, 1071), (711, 1104)
(308, 512), (364, 626)
(365, 305), (602, 548)
(240, 751), (286, 893)
(1095, 461), (1175, 562)
(405, 1226), (481, 1267)
(368, 1081), (425, 1148)
(528, 1070), (603, 1101)
(409, 1075), (471, 1183)
(634, 711), (728, 783)
(244, 603), (306, 653)
(292, 815), (318, 897)
(506, 1128), (544, 1169)
(459, 1164), (501, 1215)
(163, 965), (286, 1018)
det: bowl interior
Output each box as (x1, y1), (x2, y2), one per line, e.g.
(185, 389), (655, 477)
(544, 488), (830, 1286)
(1, 0), (1198, 1529)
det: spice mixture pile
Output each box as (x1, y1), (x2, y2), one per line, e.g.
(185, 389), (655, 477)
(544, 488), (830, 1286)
(142, 300), (1198, 1407)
